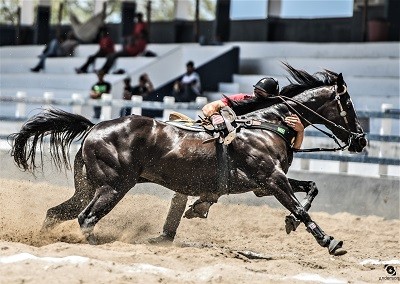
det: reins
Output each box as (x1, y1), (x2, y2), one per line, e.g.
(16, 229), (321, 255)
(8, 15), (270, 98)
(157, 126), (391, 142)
(274, 91), (356, 153)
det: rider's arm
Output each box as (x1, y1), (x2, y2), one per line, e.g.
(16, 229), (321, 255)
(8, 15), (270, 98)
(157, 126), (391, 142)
(202, 100), (226, 117)
(284, 114), (304, 149)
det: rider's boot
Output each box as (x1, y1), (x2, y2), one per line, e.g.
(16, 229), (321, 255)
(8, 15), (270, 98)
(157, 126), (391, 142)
(184, 194), (219, 219)
(184, 200), (213, 219)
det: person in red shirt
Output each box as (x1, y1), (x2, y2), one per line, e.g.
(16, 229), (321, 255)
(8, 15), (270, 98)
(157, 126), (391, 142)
(133, 12), (148, 38)
(98, 30), (148, 74)
(75, 27), (115, 74)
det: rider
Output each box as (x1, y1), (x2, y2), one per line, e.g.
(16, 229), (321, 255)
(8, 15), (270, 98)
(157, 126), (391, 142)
(204, 77), (304, 148)
(149, 77), (305, 243)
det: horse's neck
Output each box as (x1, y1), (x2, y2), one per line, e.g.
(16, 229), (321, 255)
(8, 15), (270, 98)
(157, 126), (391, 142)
(285, 86), (334, 126)
(247, 86), (332, 127)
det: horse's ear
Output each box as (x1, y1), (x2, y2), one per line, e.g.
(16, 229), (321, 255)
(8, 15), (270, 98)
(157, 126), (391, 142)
(337, 73), (344, 87)
(336, 73), (345, 93)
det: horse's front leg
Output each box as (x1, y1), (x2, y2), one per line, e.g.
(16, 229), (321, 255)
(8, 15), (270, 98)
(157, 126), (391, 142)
(285, 179), (319, 234)
(267, 172), (345, 256)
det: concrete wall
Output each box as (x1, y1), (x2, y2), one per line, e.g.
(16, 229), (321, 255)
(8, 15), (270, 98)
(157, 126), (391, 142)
(220, 172), (399, 220)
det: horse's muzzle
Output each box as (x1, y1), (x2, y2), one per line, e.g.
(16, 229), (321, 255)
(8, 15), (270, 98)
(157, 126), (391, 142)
(348, 133), (367, 152)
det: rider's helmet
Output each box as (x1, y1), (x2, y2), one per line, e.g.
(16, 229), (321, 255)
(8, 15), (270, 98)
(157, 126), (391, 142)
(253, 77), (279, 98)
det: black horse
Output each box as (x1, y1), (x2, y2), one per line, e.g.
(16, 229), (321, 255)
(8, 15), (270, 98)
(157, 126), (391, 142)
(10, 63), (366, 255)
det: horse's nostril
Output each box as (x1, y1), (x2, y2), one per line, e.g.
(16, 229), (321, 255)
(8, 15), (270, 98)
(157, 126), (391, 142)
(359, 137), (367, 148)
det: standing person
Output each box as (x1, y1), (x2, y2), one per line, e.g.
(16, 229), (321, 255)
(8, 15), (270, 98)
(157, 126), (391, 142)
(120, 73), (154, 116)
(30, 31), (78, 72)
(98, 30), (148, 74)
(172, 61), (202, 102)
(75, 27), (115, 74)
(90, 70), (111, 119)
(149, 77), (305, 244)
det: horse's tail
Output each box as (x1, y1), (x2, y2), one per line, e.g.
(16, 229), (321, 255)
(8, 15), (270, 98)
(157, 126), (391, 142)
(10, 108), (95, 172)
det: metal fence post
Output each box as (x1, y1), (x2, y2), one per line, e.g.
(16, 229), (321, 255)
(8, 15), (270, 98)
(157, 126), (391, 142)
(100, 93), (112, 120)
(195, 96), (207, 119)
(379, 103), (393, 176)
(15, 91), (27, 118)
(43, 91), (54, 109)
(163, 96), (175, 121)
(71, 93), (84, 115)
(131, 95), (143, 115)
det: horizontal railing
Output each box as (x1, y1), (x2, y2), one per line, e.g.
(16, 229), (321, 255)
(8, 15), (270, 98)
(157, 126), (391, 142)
(1, 93), (398, 177)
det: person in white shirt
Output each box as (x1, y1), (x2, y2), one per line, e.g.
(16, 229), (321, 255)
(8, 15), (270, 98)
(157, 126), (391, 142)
(173, 61), (201, 102)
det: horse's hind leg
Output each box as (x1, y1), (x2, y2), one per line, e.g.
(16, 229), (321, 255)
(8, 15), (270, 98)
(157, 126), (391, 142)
(285, 179), (319, 234)
(77, 184), (131, 244)
(42, 148), (95, 231)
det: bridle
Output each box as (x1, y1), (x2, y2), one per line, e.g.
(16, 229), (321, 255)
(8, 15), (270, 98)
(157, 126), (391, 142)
(275, 85), (364, 153)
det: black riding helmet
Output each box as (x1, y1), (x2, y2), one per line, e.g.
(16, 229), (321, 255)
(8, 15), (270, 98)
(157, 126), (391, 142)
(253, 77), (279, 98)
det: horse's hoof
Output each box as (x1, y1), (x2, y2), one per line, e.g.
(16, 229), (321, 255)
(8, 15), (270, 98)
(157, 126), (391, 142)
(40, 217), (60, 233)
(328, 239), (347, 256)
(86, 234), (98, 245)
(285, 215), (300, 234)
(148, 233), (174, 245)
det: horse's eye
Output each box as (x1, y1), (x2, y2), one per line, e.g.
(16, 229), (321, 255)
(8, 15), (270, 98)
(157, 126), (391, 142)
(346, 101), (352, 108)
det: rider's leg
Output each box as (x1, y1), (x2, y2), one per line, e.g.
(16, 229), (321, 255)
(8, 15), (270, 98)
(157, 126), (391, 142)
(148, 193), (188, 244)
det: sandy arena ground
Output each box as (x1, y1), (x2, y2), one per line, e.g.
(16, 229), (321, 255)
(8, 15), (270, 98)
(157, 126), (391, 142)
(0, 177), (399, 284)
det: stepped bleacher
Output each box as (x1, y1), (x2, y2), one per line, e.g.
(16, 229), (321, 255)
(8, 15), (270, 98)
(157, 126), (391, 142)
(0, 42), (399, 177)
(214, 42), (399, 112)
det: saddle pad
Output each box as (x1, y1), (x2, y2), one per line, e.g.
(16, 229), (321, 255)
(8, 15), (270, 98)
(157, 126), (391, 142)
(165, 120), (205, 132)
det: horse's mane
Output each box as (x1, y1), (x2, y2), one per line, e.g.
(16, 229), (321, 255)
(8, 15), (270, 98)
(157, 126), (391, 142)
(280, 62), (339, 98)
(229, 62), (340, 115)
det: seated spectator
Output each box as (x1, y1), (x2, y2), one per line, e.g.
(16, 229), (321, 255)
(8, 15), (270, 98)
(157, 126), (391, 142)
(98, 30), (148, 74)
(90, 70), (111, 119)
(75, 27), (115, 74)
(133, 12), (148, 38)
(31, 31), (78, 72)
(172, 61), (202, 102)
(120, 73), (154, 117)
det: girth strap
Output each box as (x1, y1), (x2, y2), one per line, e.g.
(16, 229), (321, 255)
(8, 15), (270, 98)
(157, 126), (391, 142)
(216, 143), (229, 194)
(238, 120), (297, 146)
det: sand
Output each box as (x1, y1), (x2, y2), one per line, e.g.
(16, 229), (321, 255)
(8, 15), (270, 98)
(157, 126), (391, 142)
(0, 178), (399, 283)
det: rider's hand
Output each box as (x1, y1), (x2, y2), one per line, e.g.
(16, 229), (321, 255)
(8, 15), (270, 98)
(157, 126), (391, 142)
(285, 114), (304, 132)
(211, 114), (225, 131)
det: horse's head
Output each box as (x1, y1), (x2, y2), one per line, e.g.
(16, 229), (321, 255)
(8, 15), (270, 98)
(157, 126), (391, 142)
(315, 73), (367, 152)
(280, 63), (367, 153)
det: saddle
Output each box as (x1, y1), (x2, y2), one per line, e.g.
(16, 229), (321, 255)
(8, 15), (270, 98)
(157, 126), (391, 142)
(166, 107), (297, 146)
(166, 107), (237, 144)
